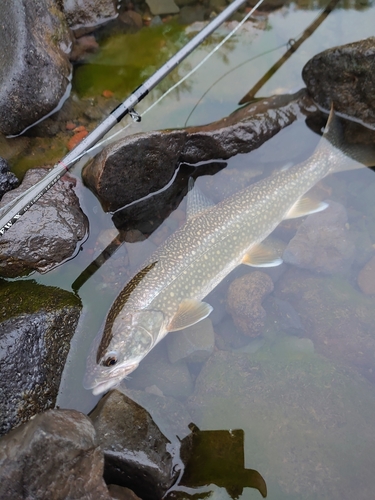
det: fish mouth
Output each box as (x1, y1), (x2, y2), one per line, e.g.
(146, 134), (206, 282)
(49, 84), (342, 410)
(83, 362), (139, 395)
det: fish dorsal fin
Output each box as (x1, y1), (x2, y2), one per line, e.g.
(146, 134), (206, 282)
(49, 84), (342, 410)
(285, 196), (328, 219)
(186, 178), (215, 221)
(242, 243), (283, 267)
(317, 105), (375, 169)
(167, 299), (213, 332)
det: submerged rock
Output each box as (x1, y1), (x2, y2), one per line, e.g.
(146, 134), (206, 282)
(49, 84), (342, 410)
(0, 168), (88, 278)
(187, 348), (375, 499)
(302, 37), (375, 127)
(0, 280), (81, 436)
(0, 157), (19, 200)
(166, 317), (215, 364)
(0, 0), (72, 136)
(275, 267), (375, 383)
(82, 90), (317, 211)
(89, 390), (180, 500)
(226, 271), (274, 337)
(283, 200), (356, 274)
(0, 409), (111, 499)
(358, 255), (375, 295)
(62, 0), (118, 31)
(125, 343), (194, 400)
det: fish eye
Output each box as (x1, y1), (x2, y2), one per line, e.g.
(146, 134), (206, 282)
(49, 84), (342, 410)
(102, 352), (118, 367)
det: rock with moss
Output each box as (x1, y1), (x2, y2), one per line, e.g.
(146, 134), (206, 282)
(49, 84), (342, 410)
(187, 347), (375, 499)
(0, 280), (82, 435)
(0, 0), (72, 136)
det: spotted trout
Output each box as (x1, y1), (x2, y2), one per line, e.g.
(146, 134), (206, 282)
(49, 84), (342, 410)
(84, 108), (373, 395)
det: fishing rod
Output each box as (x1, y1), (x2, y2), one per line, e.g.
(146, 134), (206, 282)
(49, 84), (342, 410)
(0, 0), (264, 236)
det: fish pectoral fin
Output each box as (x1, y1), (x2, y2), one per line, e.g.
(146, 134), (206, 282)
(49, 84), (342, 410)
(285, 197), (328, 219)
(167, 299), (213, 332)
(242, 244), (283, 267)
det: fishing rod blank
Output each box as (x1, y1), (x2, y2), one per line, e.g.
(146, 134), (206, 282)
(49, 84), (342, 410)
(0, 0), (258, 236)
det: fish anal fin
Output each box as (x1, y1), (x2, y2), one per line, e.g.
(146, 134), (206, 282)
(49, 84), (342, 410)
(285, 197), (328, 219)
(167, 299), (213, 332)
(242, 243), (283, 268)
(186, 178), (215, 221)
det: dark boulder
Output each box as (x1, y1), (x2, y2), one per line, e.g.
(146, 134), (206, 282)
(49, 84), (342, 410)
(89, 390), (180, 500)
(82, 90), (317, 211)
(302, 37), (375, 127)
(0, 157), (19, 200)
(0, 0), (72, 136)
(0, 280), (81, 436)
(0, 168), (88, 278)
(0, 409), (111, 499)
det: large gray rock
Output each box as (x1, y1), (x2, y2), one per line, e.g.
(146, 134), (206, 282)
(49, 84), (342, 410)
(0, 0), (72, 136)
(0, 168), (88, 278)
(0, 280), (82, 436)
(0, 409), (111, 499)
(62, 0), (118, 30)
(89, 390), (180, 500)
(302, 37), (375, 127)
(82, 90), (317, 211)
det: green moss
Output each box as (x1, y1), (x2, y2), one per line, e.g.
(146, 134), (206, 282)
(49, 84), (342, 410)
(73, 22), (188, 99)
(0, 279), (81, 322)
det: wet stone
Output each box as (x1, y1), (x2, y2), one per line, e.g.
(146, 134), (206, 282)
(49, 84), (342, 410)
(108, 484), (141, 500)
(302, 37), (375, 127)
(0, 0), (72, 136)
(146, 0), (180, 15)
(0, 168), (88, 278)
(62, 0), (118, 30)
(0, 409), (111, 499)
(0, 157), (19, 201)
(166, 317), (215, 364)
(283, 200), (356, 275)
(0, 280), (82, 436)
(226, 271), (274, 337)
(89, 390), (179, 500)
(82, 91), (317, 211)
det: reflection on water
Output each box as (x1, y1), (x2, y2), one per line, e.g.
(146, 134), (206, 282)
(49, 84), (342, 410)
(16, 1), (375, 498)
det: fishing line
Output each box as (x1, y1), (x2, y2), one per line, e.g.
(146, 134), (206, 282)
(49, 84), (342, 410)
(79, 0), (266, 156)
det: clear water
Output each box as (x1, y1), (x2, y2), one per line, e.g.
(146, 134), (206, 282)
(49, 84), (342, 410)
(8, 1), (375, 498)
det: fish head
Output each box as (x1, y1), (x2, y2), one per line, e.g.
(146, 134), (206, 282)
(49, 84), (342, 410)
(83, 308), (165, 395)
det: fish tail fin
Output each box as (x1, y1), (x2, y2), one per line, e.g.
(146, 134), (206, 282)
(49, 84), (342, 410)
(319, 104), (375, 173)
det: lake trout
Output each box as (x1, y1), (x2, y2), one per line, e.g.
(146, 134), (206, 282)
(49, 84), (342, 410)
(84, 108), (374, 395)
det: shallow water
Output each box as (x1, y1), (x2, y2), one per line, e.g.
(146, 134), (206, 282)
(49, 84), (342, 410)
(8, 1), (375, 498)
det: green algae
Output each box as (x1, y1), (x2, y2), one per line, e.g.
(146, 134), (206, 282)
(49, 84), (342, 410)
(0, 279), (81, 323)
(73, 23), (189, 99)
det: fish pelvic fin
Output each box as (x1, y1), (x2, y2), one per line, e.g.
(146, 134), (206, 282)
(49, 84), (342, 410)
(242, 243), (283, 267)
(167, 299), (213, 331)
(318, 104), (375, 172)
(285, 197), (329, 219)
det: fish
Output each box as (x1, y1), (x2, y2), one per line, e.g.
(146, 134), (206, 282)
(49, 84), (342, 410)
(84, 108), (374, 395)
